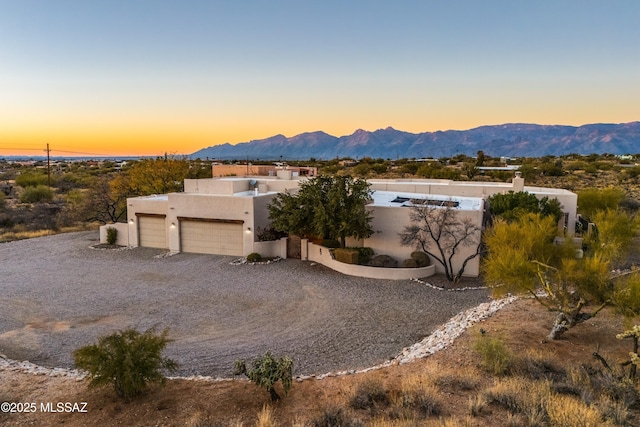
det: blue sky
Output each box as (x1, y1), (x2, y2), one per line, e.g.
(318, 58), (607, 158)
(0, 1), (638, 156)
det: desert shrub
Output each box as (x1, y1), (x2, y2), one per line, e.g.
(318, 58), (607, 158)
(355, 247), (374, 265)
(0, 213), (14, 228)
(482, 377), (549, 417)
(312, 407), (364, 427)
(598, 396), (630, 426)
(246, 252), (262, 263)
(515, 348), (564, 380)
(467, 394), (487, 417)
(15, 171), (49, 187)
(434, 367), (481, 392)
(233, 352), (293, 401)
(73, 327), (178, 401)
(350, 378), (390, 411)
(395, 376), (441, 418)
(20, 185), (54, 203)
(334, 248), (360, 264)
(369, 255), (398, 268)
(106, 227), (118, 245)
(587, 367), (639, 408)
(410, 251), (431, 267)
(473, 335), (513, 375)
(322, 239), (341, 248)
(256, 226), (286, 242)
(402, 258), (419, 268)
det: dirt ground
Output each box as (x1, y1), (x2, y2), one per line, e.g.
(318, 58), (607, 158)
(1, 298), (635, 426)
(0, 232), (488, 378)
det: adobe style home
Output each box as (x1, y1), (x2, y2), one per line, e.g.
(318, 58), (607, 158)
(103, 167), (577, 279)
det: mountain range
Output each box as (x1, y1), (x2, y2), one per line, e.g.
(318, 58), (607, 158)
(191, 122), (640, 160)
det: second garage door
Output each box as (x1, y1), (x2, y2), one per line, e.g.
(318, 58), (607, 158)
(180, 220), (244, 256)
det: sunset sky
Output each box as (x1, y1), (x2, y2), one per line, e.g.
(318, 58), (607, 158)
(1, 1), (638, 157)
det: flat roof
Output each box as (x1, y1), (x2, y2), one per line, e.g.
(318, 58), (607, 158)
(371, 190), (483, 210)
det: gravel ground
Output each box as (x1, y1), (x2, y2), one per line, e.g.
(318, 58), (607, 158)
(0, 231), (489, 377)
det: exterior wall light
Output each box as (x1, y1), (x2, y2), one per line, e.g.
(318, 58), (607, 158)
(245, 227), (252, 233)
(129, 219), (134, 224)
(170, 222), (176, 228)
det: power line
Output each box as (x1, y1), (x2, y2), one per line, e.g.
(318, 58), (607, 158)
(0, 147), (112, 156)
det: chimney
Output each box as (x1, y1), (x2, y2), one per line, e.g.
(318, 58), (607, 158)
(513, 171), (524, 192)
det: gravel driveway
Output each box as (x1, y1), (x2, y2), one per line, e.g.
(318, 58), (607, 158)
(0, 231), (488, 377)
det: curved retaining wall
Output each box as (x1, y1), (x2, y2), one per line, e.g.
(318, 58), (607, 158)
(305, 241), (435, 280)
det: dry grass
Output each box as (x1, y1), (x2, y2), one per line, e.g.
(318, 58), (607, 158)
(545, 395), (605, 427)
(0, 224), (96, 243)
(255, 405), (277, 427)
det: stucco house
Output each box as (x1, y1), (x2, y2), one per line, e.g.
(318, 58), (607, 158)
(104, 171), (577, 279)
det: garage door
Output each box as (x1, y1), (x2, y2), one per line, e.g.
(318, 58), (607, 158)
(138, 215), (167, 248)
(180, 220), (243, 256)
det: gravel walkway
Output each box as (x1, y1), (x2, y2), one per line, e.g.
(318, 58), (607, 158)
(0, 231), (488, 377)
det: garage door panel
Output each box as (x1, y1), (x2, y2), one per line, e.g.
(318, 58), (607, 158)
(138, 216), (167, 248)
(180, 221), (243, 256)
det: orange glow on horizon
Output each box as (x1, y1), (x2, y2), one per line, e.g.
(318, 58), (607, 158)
(2, 108), (638, 158)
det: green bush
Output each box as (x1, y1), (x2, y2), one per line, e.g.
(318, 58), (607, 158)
(15, 171), (49, 188)
(246, 252), (262, 263)
(334, 248), (359, 264)
(233, 352), (293, 401)
(73, 327), (178, 401)
(20, 185), (54, 203)
(403, 258), (419, 268)
(106, 227), (118, 245)
(473, 334), (513, 375)
(321, 239), (341, 248)
(410, 251), (431, 267)
(356, 247), (374, 265)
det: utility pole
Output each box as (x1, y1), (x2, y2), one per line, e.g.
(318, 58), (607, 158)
(46, 143), (51, 187)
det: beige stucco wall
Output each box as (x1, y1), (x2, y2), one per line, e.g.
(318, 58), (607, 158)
(253, 238), (287, 258)
(184, 178), (300, 195)
(364, 204), (483, 277)
(126, 196), (169, 248)
(165, 193), (252, 254)
(99, 222), (130, 246)
(184, 178), (249, 195)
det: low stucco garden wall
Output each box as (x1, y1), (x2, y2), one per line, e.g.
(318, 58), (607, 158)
(99, 223), (130, 246)
(305, 241), (435, 280)
(253, 237), (287, 259)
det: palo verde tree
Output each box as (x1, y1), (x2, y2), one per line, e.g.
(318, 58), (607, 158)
(484, 211), (640, 340)
(399, 201), (482, 284)
(576, 187), (625, 219)
(268, 175), (374, 248)
(73, 327), (178, 401)
(124, 155), (207, 195)
(80, 156), (211, 224)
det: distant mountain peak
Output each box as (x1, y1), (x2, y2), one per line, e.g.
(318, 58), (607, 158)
(190, 122), (640, 160)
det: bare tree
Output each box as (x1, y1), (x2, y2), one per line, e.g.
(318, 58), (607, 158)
(399, 202), (482, 284)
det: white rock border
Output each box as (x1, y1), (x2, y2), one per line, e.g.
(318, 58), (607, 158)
(0, 294), (517, 383)
(229, 256), (283, 266)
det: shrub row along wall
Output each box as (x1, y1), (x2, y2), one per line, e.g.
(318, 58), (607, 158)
(305, 240), (435, 280)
